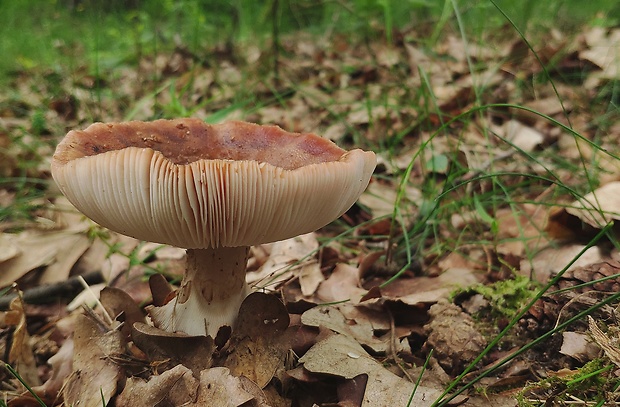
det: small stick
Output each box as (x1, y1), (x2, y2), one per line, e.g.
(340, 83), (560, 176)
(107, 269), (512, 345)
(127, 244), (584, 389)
(76, 275), (114, 326)
(0, 271), (105, 310)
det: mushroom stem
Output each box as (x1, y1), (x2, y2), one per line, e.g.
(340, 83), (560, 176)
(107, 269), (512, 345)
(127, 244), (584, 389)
(149, 246), (250, 337)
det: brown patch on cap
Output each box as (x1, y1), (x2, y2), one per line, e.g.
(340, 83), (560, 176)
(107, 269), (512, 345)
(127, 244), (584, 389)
(54, 119), (345, 170)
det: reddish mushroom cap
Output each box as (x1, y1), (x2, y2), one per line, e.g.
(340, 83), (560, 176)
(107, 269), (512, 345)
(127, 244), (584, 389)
(51, 119), (376, 249)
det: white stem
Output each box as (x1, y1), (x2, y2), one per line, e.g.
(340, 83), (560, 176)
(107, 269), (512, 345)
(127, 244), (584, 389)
(149, 246), (250, 337)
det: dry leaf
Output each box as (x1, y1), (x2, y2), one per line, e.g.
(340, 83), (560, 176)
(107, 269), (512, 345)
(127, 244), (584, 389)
(225, 293), (292, 388)
(246, 233), (319, 288)
(0, 233), (19, 262)
(495, 204), (550, 256)
(316, 263), (367, 303)
(0, 229), (89, 287)
(132, 322), (215, 376)
(63, 313), (125, 407)
(301, 304), (393, 354)
(32, 338), (74, 403)
(383, 267), (480, 306)
(2, 296), (40, 386)
(100, 286), (145, 338)
(116, 364), (198, 407)
(66, 283), (106, 312)
(299, 334), (442, 406)
(492, 119), (544, 152)
(193, 367), (255, 406)
(520, 244), (604, 283)
(565, 182), (620, 228)
(299, 261), (324, 297)
(580, 27), (620, 82)
(559, 331), (600, 363)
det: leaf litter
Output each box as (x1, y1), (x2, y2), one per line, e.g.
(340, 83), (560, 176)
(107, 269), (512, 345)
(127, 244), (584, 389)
(0, 15), (619, 407)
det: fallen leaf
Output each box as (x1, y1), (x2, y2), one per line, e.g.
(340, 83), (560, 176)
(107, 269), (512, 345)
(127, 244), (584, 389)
(63, 313), (125, 407)
(0, 229), (89, 287)
(299, 333), (442, 406)
(100, 286), (145, 339)
(132, 322), (215, 376)
(301, 304), (393, 354)
(2, 296), (40, 386)
(32, 338), (74, 403)
(116, 364), (198, 407)
(565, 182), (620, 228)
(0, 233), (19, 262)
(491, 119), (544, 152)
(225, 293), (293, 388)
(383, 267), (480, 306)
(519, 244), (604, 283)
(316, 263), (367, 303)
(495, 204), (550, 256)
(559, 331), (600, 363)
(580, 27), (620, 82)
(66, 283), (106, 312)
(193, 367), (255, 406)
(246, 233), (319, 289)
(299, 261), (324, 297)
(337, 374), (368, 407)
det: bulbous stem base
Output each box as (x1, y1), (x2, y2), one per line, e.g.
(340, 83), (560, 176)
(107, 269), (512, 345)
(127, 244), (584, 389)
(149, 246), (250, 337)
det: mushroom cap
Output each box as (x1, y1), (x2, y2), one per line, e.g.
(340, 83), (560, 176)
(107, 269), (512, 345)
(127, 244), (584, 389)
(51, 119), (376, 248)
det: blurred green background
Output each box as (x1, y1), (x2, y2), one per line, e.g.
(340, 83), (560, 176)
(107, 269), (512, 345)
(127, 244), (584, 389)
(0, 0), (617, 81)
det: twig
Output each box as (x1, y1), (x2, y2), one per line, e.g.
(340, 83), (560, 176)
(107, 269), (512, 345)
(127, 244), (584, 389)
(77, 275), (113, 326)
(387, 307), (415, 383)
(0, 271), (105, 310)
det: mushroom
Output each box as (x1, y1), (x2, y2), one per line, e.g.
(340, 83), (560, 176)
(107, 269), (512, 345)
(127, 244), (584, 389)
(51, 119), (376, 337)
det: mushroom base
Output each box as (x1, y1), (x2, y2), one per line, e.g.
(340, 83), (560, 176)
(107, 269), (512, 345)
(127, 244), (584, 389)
(148, 246), (250, 337)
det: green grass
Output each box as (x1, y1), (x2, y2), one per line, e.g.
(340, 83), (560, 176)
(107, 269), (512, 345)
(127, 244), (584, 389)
(0, 0), (616, 80)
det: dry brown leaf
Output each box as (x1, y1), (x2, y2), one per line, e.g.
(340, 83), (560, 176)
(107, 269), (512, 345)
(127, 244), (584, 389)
(116, 364), (198, 407)
(66, 282), (107, 312)
(383, 268), (480, 306)
(556, 136), (620, 184)
(28, 337), (74, 404)
(492, 119), (544, 152)
(299, 333), (442, 406)
(316, 263), (367, 303)
(559, 331), (600, 363)
(225, 293), (292, 388)
(0, 229), (90, 287)
(300, 304), (393, 354)
(581, 27), (620, 83)
(520, 244), (604, 283)
(299, 261), (324, 297)
(246, 233), (319, 288)
(193, 367), (256, 406)
(565, 182), (620, 228)
(495, 204), (550, 256)
(0, 233), (19, 262)
(2, 296), (40, 386)
(100, 286), (145, 339)
(132, 322), (215, 376)
(63, 313), (125, 407)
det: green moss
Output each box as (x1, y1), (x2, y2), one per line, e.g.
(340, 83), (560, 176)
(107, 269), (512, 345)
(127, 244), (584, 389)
(457, 274), (539, 319)
(517, 359), (615, 406)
